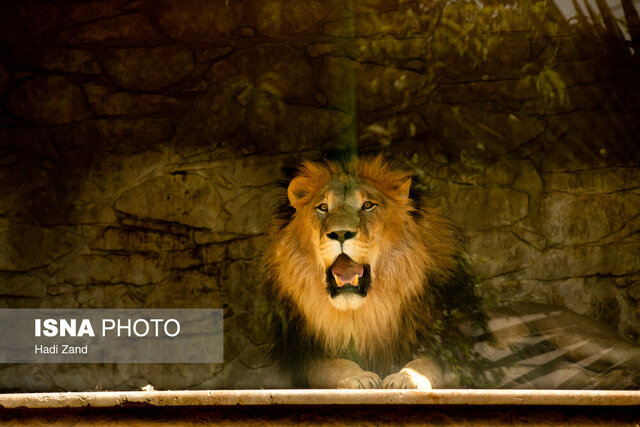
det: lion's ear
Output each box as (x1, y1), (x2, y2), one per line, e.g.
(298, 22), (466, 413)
(396, 177), (412, 202)
(287, 176), (310, 209)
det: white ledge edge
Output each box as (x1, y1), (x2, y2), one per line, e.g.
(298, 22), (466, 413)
(1, 389), (640, 409)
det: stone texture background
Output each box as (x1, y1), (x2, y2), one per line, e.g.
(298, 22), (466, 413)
(0, 0), (638, 392)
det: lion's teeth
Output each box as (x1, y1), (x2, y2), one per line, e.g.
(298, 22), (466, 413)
(333, 274), (343, 287)
(353, 274), (359, 286)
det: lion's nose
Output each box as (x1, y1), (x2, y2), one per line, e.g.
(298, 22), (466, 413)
(327, 230), (357, 243)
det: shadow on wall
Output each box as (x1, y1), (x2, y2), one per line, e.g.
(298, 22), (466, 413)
(0, 0), (638, 391)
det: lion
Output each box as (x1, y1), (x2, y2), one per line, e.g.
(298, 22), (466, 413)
(264, 155), (640, 389)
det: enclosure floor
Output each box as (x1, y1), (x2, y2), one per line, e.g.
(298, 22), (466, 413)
(2, 389), (640, 426)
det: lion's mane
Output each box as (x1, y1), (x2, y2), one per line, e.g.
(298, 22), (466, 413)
(264, 155), (486, 385)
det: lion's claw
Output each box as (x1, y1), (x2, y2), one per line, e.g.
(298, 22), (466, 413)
(337, 371), (382, 389)
(382, 370), (433, 389)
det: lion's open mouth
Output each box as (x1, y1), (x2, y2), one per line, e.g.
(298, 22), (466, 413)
(326, 253), (371, 298)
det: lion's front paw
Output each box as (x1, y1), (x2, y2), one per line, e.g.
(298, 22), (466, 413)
(337, 371), (381, 389)
(382, 369), (433, 389)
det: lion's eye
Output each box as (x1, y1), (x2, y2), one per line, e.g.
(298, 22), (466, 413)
(362, 201), (377, 211)
(316, 203), (328, 213)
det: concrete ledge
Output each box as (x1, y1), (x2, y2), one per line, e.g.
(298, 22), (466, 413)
(1, 389), (640, 409)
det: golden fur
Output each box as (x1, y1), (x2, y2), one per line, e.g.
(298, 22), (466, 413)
(264, 155), (469, 385)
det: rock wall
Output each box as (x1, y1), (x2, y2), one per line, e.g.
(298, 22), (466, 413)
(0, 0), (638, 391)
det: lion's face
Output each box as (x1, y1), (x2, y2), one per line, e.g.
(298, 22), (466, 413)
(285, 157), (414, 311)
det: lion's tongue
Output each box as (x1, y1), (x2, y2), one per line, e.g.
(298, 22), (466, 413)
(331, 254), (364, 286)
